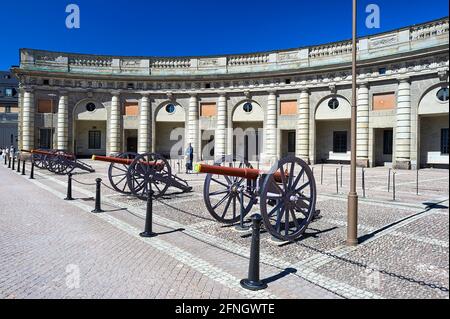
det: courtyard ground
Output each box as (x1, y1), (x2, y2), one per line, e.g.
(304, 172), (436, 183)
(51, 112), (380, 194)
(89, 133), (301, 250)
(0, 159), (448, 299)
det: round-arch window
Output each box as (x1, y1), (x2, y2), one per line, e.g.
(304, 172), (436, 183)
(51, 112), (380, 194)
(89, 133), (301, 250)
(243, 102), (253, 113)
(436, 88), (449, 102)
(166, 104), (176, 114)
(86, 103), (96, 112)
(328, 98), (340, 110)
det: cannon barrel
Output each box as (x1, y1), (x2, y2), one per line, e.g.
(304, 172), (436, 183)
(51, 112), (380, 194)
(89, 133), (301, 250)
(31, 149), (75, 159)
(194, 163), (261, 180)
(92, 155), (165, 170)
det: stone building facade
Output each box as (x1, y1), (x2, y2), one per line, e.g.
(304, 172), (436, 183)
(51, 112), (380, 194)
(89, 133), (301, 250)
(0, 71), (19, 149)
(12, 18), (450, 169)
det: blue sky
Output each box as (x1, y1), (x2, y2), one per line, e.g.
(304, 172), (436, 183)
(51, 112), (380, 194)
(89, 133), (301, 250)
(1, 0), (448, 70)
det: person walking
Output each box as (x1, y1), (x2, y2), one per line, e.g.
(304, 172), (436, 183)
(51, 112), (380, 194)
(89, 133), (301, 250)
(185, 143), (194, 174)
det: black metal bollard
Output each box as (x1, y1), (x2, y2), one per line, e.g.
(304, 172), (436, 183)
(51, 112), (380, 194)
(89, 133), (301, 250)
(29, 161), (35, 179)
(336, 168), (339, 194)
(17, 158), (21, 173)
(416, 169), (419, 196)
(235, 188), (250, 232)
(12, 156), (15, 171)
(8, 156), (11, 168)
(65, 173), (74, 201)
(240, 214), (267, 291)
(91, 178), (104, 213)
(140, 183), (157, 238)
(362, 168), (366, 198)
(392, 172), (396, 201)
(388, 168), (392, 192)
(340, 165), (343, 188)
(21, 159), (26, 176)
(4, 154), (7, 165)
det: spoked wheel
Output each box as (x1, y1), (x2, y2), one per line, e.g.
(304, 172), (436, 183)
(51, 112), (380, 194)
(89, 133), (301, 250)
(108, 152), (137, 194)
(203, 155), (257, 224)
(32, 149), (53, 169)
(127, 153), (171, 200)
(48, 150), (76, 175)
(259, 156), (317, 242)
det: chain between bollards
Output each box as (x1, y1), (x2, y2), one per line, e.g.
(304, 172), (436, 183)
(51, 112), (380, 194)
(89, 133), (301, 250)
(240, 214), (267, 291)
(21, 159), (26, 175)
(65, 173), (74, 201)
(91, 178), (104, 213)
(140, 182), (157, 238)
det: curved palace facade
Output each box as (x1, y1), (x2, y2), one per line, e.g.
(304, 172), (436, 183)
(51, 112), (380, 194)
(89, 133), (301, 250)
(12, 17), (449, 169)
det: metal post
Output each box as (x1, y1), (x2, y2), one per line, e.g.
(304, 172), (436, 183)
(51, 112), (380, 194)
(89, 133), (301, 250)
(416, 169), (419, 196)
(393, 172), (396, 201)
(336, 168), (339, 194)
(321, 164), (324, 185)
(21, 159), (26, 176)
(235, 187), (250, 232)
(8, 156), (11, 168)
(4, 154), (7, 165)
(340, 165), (343, 188)
(240, 214), (267, 291)
(140, 183), (157, 238)
(65, 173), (74, 201)
(29, 160), (35, 179)
(347, 0), (359, 246)
(362, 168), (366, 198)
(12, 156), (15, 171)
(17, 157), (21, 173)
(388, 168), (392, 192)
(91, 178), (104, 213)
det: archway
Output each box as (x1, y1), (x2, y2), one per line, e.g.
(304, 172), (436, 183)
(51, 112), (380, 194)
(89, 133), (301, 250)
(315, 95), (351, 163)
(155, 102), (185, 159)
(73, 99), (107, 157)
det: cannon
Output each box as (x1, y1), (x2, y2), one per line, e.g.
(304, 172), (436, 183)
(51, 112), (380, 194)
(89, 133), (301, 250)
(194, 156), (317, 242)
(92, 152), (192, 199)
(21, 149), (95, 175)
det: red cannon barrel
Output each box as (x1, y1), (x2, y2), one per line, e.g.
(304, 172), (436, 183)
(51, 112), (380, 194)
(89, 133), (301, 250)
(92, 155), (165, 170)
(194, 163), (288, 182)
(31, 149), (75, 160)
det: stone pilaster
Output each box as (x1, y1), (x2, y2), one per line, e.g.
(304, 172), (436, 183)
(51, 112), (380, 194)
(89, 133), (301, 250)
(138, 94), (151, 154)
(17, 89), (24, 150)
(22, 89), (35, 151)
(265, 90), (278, 161)
(215, 93), (227, 158)
(110, 91), (122, 154)
(57, 92), (69, 151)
(296, 89), (310, 162)
(188, 94), (199, 162)
(356, 83), (370, 167)
(395, 78), (412, 169)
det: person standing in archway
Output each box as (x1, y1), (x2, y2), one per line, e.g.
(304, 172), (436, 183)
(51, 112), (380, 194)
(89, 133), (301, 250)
(185, 143), (194, 174)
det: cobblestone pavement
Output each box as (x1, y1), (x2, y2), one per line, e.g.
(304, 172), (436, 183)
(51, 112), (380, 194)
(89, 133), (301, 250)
(0, 160), (448, 299)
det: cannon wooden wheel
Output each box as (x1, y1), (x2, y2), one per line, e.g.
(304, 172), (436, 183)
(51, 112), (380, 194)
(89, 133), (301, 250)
(47, 150), (76, 175)
(203, 156), (257, 224)
(108, 152), (137, 194)
(127, 153), (171, 200)
(32, 149), (53, 169)
(259, 156), (317, 242)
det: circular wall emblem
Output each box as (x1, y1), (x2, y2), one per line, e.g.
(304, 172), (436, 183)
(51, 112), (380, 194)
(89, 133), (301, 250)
(328, 98), (340, 110)
(436, 87), (449, 102)
(166, 104), (176, 114)
(86, 102), (96, 112)
(243, 102), (253, 113)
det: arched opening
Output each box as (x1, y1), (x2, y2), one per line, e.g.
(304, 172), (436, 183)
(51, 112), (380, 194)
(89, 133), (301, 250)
(73, 99), (107, 157)
(155, 102), (185, 159)
(315, 95), (351, 163)
(232, 100), (264, 162)
(418, 84), (449, 168)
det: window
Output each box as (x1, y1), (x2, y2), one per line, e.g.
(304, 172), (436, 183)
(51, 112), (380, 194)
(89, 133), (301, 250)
(383, 130), (393, 155)
(328, 98), (339, 110)
(288, 132), (296, 153)
(437, 88), (449, 102)
(285, 79), (291, 85)
(86, 103), (96, 112)
(5, 106), (11, 113)
(166, 104), (176, 114)
(204, 83), (211, 89)
(5, 88), (13, 97)
(39, 129), (52, 149)
(441, 128), (449, 155)
(378, 68), (387, 75)
(43, 79), (50, 86)
(333, 131), (347, 153)
(243, 102), (253, 113)
(88, 131), (102, 150)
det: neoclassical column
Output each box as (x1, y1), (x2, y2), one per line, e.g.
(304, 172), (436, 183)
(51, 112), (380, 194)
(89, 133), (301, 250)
(109, 91), (122, 154)
(356, 83), (369, 167)
(188, 94), (199, 162)
(296, 89), (310, 162)
(138, 94), (151, 154)
(215, 93), (227, 158)
(56, 91), (69, 151)
(395, 78), (412, 169)
(22, 89), (35, 151)
(265, 90), (278, 161)
(17, 89), (24, 150)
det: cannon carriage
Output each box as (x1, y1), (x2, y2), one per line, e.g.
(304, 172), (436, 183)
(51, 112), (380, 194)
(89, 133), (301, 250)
(195, 156), (317, 242)
(92, 152), (192, 199)
(22, 149), (95, 175)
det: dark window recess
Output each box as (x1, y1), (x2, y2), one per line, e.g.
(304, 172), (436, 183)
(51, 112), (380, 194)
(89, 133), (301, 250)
(333, 131), (347, 153)
(383, 130), (393, 155)
(205, 83), (211, 89)
(5, 106), (11, 113)
(39, 129), (52, 149)
(86, 103), (96, 112)
(379, 68), (387, 75)
(43, 79), (50, 85)
(285, 79), (291, 85)
(88, 131), (102, 150)
(441, 128), (449, 155)
(127, 83), (134, 89)
(288, 132), (296, 153)
(437, 87), (449, 102)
